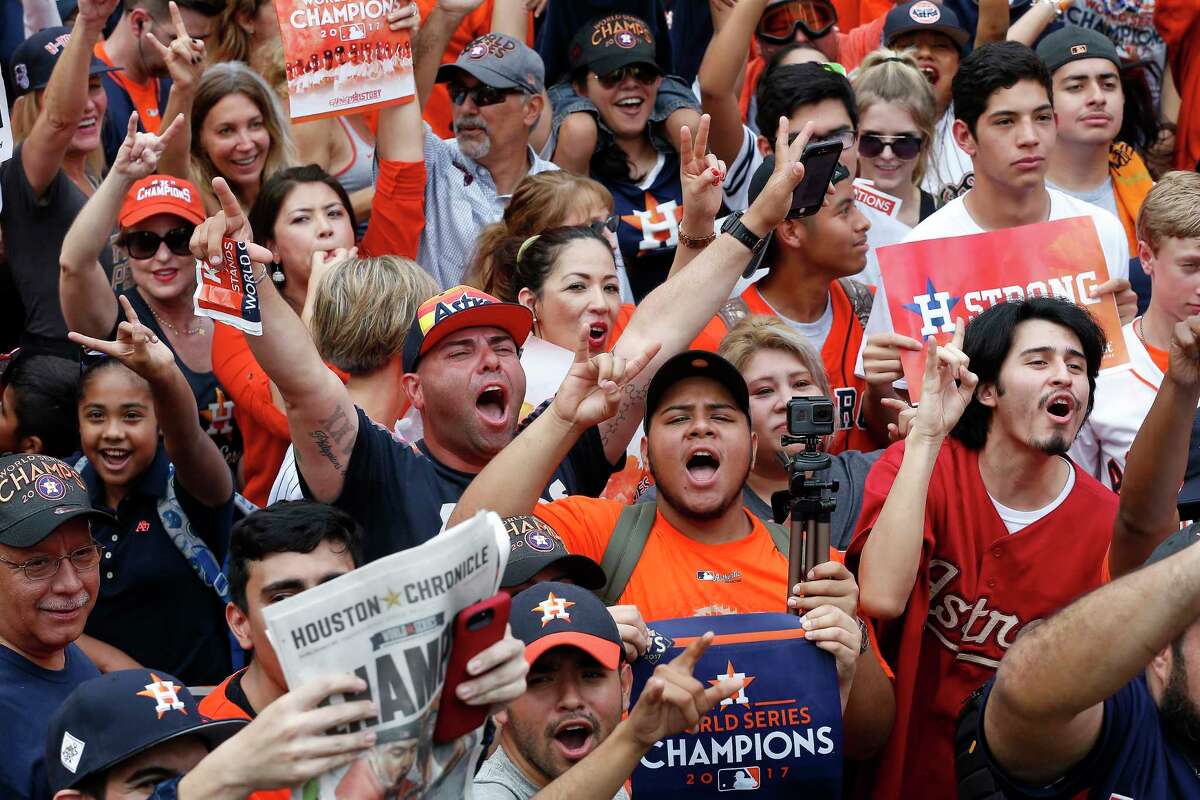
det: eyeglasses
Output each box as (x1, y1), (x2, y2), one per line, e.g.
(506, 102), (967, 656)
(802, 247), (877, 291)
(448, 82), (522, 107)
(757, 0), (838, 45)
(0, 543), (104, 581)
(588, 214), (619, 235)
(119, 226), (195, 260)
(594, 64), (661, 89)
(858, 133), (923, 160)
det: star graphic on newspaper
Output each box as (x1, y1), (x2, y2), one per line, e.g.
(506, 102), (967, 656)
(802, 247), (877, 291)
(382, 588), (402, 608)
(901, 278), (961, 328)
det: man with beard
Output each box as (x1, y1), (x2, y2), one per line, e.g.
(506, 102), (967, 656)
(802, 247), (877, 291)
(0, 453), (113, 800)
(848, 297), (1121, 800)
(413, 19), (556, 289)
(449, 348), (895, 756)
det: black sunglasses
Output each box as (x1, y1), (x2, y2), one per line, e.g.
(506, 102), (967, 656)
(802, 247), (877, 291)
(119, 226), (195, 260)
(594, 64), (661, 89)
(448, 82), (522, 107)
(858, 133), (923, 160)
(588, 214), (619, 235)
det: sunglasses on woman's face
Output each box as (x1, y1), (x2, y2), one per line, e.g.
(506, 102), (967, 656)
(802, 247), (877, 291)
(594, 64), (661, 89)
(448, 82), (521, 107)
(589, 214), (619, 235)
(120, 226), (196, 260)
(756, 0), (838, 45)
(857, 133), (923, 160)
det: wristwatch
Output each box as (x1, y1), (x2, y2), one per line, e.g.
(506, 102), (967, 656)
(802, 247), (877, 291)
(720, 211), (768, 256)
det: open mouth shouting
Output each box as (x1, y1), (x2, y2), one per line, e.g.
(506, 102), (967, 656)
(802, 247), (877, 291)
(613, 96), (647, 117)
(98, 447), (134, 473)
(1041, 392), (1076, 425)
(685, 447), (722, 487)
(917, 62), (940, 86)
(586, 321), (610, 352)
(552, 717), (597, 762)
(475, 382), (511, 430)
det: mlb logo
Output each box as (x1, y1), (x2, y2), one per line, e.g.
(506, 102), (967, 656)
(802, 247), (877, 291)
(697, 570), (716, 581)
(1070, 44), (1088, 55)
(718, 766), (761, 791)
(340, 24), (366, 41)
(909, 0), (941, 23)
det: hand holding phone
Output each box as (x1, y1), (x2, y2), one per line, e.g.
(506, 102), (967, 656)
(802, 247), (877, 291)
(788, 139), (846, 219)
(434, 593), (512, 744)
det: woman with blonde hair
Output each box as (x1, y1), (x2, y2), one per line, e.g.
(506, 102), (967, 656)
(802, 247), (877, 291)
(269, 253), (438, 503)
(191, 61), (296, 211)
(466, 170), (621, 302)
(851, 48), (938, 230)
(719, 315), (884, 548)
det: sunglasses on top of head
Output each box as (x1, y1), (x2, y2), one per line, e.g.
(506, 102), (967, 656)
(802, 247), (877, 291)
(593, 64), (662, 89)
(756, 0), (838, 45)
(448, 82), (522, 107)
(119, 226), (195, 260)
(857, 133), (923, 160)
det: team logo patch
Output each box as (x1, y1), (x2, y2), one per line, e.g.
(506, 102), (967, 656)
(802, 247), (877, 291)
(534, 591), (574, 626)
(60, 731), (85, 773)
(136, 673), (187, 719)
(136, 520), (151, 533)
(902, 278), (961, 337)
(1070, 44), (1088, 55)
(718, 766), (761, 791)
(615, 31), (637, 48)
(467, 42), (487, 58)
(35, 475), (66, 500)
(711, 660), (755, 706)
(909, 0), (941, 23)
(14, 63), (28, 91)
(525, 529), (555, 552)
(464, 34), (515, 60)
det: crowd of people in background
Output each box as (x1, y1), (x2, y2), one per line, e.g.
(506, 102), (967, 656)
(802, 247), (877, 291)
(0, 0), (1198, 797)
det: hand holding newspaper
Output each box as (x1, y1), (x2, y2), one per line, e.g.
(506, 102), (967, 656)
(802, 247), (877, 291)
(263, 511), (509, 799)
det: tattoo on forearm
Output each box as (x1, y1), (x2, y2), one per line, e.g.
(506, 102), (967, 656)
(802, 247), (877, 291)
(308, 405), (355, 474)
(600, 381), (648, 449)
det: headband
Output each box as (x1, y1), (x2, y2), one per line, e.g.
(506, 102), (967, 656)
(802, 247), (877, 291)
(516, 234), (541, 266)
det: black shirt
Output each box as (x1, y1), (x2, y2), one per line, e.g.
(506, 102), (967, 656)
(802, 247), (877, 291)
(83, 445), (234, 686)
(303, 407), (621, 563)
(117, 289), (244, 472)
(0, 143), (119, 344)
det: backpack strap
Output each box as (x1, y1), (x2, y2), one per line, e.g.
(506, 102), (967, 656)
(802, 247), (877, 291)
(717, 297), (752, 332)
(836, 278), (874, 330)
(763, 520), (790, 556)
(954, 684), (1009, 800)
(598, 501), (660, 606)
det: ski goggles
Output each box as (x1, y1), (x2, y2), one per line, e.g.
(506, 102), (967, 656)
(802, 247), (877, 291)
(757, 0), (838, 44)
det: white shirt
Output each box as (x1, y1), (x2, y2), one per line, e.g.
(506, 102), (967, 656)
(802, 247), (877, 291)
(854, 187), (1132, 387)
(988, 457), (1076, 533)
(921, 105), (974, 205)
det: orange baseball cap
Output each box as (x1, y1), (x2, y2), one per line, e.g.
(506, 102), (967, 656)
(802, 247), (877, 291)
(403, 285), (533, 372)
(118, 175), (205, 229)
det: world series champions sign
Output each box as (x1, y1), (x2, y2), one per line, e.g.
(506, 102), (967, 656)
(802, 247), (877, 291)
(877, 216), (1130, 401)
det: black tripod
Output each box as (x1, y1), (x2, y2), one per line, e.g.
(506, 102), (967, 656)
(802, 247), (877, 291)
(771, 434), (839, 616)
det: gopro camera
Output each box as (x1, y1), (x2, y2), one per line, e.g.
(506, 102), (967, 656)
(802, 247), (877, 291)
(787, 396), (835, 437)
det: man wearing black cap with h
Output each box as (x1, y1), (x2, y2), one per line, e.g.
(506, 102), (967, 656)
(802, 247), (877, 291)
(0, 453), (113, 800)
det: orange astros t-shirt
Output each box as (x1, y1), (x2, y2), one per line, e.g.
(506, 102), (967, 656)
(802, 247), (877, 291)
(533, 496), (790, 619)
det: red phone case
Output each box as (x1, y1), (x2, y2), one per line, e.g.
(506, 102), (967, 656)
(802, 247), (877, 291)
(433, 592), (512, 743)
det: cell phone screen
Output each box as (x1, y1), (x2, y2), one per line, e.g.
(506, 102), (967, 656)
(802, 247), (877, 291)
(789, 140), (845, 219)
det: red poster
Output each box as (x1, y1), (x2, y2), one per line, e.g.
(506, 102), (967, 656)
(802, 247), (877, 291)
(878, 216), (1129, 401)
(274, 0), (414, 121)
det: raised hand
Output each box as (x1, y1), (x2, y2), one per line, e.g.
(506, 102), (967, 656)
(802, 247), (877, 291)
(882, 396), (918, 442)
(190, 177), (273, 267)
(626, 632), (743, 747)
(742, 117), (816, 233)
(68, 295), (177, 383)
(679, 115), (727, 226)
(145, 1), (206, 93)
(1168, 315), (1200, 389)
(550, 323), (661, 430)
(454, 626), (529, 714)
(77, 0), (121, 29)
(386, 0), (420, 32)
(912, 320), (978, 442)
(863, 332), (923, 387)
(112, 112), (186, 182)
(609, 605), (651, 663)
(1089, 277), (1138, 325)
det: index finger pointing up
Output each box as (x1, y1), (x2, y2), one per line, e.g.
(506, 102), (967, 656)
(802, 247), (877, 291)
(670, 631), (714, 674)
(169, 0), (191, 41)
(212, 177), (246, 231)
(951, 317), (966, 350)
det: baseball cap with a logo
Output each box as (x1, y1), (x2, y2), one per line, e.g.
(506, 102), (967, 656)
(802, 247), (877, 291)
(568, 14), (659, 75)
(118, 175), (206, 230)
(501, 515), (607, 590)
(10, 26), (118, 96)
(435, 33), (545, 94)
(44, 669), (246, 792)
(644, 350), (751, 433)
(1035, 26), (1121, 75)
(883, 1), (970, 54)
(401, 286), (533, 373)
(0, 454), (113, 548)
(511, 581), (624, 669)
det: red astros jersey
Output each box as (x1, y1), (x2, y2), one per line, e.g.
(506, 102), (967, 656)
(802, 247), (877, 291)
(845, 438), (1117, 800)
(691, 280), (877, 454)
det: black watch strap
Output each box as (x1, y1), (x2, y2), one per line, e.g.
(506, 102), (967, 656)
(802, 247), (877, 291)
(722, 212), (767, 254)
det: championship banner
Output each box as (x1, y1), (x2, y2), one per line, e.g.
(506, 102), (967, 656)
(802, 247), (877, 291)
(877, 216), (1129, 401)
(274, 0), (414, 121)
(630, 613), (842, 798)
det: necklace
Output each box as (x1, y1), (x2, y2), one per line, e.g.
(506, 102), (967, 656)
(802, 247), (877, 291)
(149, 306), (206, 337)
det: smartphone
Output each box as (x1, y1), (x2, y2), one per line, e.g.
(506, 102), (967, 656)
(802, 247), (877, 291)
(788, 138), (846, 219)
(433, 592), (512, 743)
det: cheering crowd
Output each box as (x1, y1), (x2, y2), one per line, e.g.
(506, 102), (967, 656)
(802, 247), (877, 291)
(0, 0), (1198, 796)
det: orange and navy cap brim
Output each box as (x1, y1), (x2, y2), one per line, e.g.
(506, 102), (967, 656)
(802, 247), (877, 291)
(402, 287), (533, 373)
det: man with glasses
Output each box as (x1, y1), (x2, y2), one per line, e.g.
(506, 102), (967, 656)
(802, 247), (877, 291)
(0, 453), (113, 800)
(415, 26), (556, 289)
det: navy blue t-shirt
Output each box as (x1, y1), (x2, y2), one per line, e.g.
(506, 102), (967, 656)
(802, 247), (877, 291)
(606, 150), (684, 302)
(304, 407), (621, 564)
(0, 643), (99, 800)
(82, 446), (234, 686)
(978, 674), (1200, 798)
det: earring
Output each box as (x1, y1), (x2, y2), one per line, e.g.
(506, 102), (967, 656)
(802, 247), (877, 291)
(272, 265), (285, 284)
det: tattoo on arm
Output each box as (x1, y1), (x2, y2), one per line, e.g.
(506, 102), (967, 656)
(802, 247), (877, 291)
(308, 404), (356, 475)
(600, 381), (648, 449)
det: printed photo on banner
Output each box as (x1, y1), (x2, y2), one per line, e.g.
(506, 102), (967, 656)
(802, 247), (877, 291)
(273, 0), (414, 121)
(877, 216), (1130, 401)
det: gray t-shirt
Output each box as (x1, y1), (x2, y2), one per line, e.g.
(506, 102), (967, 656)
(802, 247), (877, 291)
(1046, 176), (1119, 220)
(473, 744), (630, 800)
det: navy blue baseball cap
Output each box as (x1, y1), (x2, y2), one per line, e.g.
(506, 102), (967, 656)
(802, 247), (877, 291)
(45, 669), (245, 792)
(643, 350), (751, 433)
(501, 515), (607, 591)
(10, 27), (118, 96)
(511, 582), (624, 669)
(884, 1), (970, 53)
(0, 454), (113, 548)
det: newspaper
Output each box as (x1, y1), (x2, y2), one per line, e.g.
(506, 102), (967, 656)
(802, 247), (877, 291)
(263, 511), (509, 799)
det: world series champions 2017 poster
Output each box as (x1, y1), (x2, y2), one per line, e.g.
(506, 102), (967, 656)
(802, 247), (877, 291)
(273, 0), (414, 121)
(877, 216), (1130, 402)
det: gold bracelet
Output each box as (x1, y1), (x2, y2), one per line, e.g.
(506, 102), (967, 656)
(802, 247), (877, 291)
(678, 228), (717, 249)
